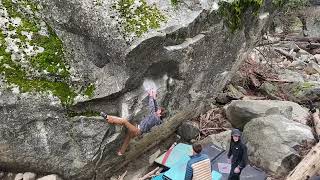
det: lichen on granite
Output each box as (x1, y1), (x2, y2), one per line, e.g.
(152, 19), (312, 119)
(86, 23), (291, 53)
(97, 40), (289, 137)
(0, 0), (76, 106)
(112, 0), (166, 39)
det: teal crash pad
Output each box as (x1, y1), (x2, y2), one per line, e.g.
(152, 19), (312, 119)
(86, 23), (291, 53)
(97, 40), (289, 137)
(154, 143), (193, 168)
(151, 173), (165, 180)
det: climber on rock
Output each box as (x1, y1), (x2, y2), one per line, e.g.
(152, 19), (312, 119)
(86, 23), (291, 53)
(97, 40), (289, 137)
(100, 89), (166, 156)
(227, 129), (248, 180)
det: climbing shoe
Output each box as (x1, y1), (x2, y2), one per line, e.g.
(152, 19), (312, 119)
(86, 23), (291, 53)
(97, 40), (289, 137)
(100, 112), (108, 119)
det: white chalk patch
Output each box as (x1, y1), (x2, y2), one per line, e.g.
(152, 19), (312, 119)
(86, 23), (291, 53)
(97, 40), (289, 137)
(143, 79), (157, 92)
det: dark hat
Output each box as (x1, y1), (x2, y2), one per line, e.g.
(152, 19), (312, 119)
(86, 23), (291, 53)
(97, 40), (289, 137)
(231, 129), (241, 136)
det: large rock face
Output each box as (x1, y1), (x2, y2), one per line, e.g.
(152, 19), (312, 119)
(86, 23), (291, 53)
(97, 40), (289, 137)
(225, 100), (309, 129)
(0, 0), (268, 179)
(0, 90), (121, 179)
(243, 115), (315, 176)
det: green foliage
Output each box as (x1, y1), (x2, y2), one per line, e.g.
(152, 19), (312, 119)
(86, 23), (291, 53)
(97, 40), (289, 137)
(293, 82), (315, 96)
(218, 0), (263, 32)
(113, 0), (166, 37)
(84, 84), (95, 98)
(171, 0), (179, 6)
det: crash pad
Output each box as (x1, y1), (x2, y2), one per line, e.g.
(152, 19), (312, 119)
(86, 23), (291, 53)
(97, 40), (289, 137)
(201, 143), (224, 161)
(151, 173), (165, 180)
(154, 143), (193, 168)
(162, 156), (222, 180)
(211, 152), (267, 180)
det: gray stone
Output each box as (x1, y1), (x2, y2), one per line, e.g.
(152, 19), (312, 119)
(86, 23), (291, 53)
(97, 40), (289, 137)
(0, 172), (4, 179)
(200, 130), (231, 150)
(36, 175), (62, 180)
(314, 54), (320, 64)
(14, 173), (23, 180)
(225, 100), (309, 129)
(0, 90), (122, 180)
(177, 121), (200, 141)
(305, 62), (320, 75)
(243, 115), (315, 176)
(259, 82), (280, 99)
(304, 6), (320, 38)
(23, 172), (36, 180)
(278, 69), (305, 82)
(285, 81), (320, 104)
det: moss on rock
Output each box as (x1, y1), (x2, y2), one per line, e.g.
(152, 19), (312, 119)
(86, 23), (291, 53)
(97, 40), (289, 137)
(218, 0), (263, 32)
(0, 0), (77, 106)
(113, 0), (166, 37)
(84, 83), (95, 98)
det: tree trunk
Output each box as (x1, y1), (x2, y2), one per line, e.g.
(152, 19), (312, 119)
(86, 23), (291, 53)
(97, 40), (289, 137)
(286, 142), (320, 180)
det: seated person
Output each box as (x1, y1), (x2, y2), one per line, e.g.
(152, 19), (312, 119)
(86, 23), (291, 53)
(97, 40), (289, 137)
(100, 89), (166, 156)
(185, 143), (212, 180)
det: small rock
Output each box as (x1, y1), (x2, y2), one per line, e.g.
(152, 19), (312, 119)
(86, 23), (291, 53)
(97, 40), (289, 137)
(215, 93), (234, 104)
(200, 130), (231, 150)
(314, 54), (320, 64)
(177, 121), (200, 141)
(259, 82), (279, 99)
(0, 172), (5, 178)
(287, 81), (320, 103)
(305, 62), (320, 74)
(278, 69), (304, 82)
(236, 86), (247, 95)
(36, 175), (62, 180)
(289, 60), (306, 69)
(14, 173), (23, 180)
(23, 172), (36, 180)
(300, 54), (312, 62)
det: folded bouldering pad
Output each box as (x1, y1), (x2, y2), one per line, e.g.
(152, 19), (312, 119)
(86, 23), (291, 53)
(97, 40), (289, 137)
(154, 143), (192, 168)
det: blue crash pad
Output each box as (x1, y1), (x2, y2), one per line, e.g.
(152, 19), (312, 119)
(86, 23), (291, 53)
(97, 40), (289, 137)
(154, 143), (193, 168)
(151, 173), (165, 180)
(154, 143), (222, 180)
(153, 143), (266, 180)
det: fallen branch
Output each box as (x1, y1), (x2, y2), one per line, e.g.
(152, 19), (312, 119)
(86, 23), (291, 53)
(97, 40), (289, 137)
(241, 96), (266, 100)
(249, 74), (261, 87)
(155, 167), (164, 176)
(283, 37), (320, 43)
(265, 78), (295, 83)
(312, 109), (320, 139)
(200, 127), (228, 131)
(274, 48), (299, 61)
(118, 170), (127, 180)
(139, 167), (160, 180)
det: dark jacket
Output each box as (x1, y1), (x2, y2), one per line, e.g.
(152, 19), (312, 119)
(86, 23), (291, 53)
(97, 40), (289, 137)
(185, 153), (211, 180)
(227, 140), (248, 169)
(139, 96), (162, 134)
